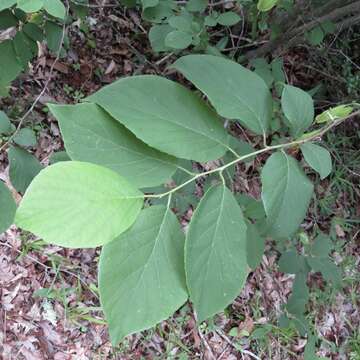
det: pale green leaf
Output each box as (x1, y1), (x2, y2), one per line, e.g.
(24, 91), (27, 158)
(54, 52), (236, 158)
(185, 185), (248, 322)
(87, 75), (228, 162)
(17, 0), (44, 12)
(43, 0), (66, 19)
(15, 161), (143, 248)
(300, 142), (332, 180)
(315, 105), (353, 124)
(99, 205), (188, 345)
(0, 0), (17, 11)
(13, 127), (37, 147)
(48, 103), (177, 188)
(257, 0), (278, 12)
(217, 12), (241, 26)
(281, 85), (314, 137)
(261, 152), (314, 239)
(165, 30), (193, 49)
(0, 181), (16, 233)
(8, 146), (43, 193)
(173, 55), (272, 135)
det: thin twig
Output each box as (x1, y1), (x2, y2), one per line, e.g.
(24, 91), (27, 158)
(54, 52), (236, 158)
(215, 329), (262, 360)
(144, 110), (360, 200)
(0, 240), (99, 299)
(71, 0), (120, 8)
(194, 312), (216, 360)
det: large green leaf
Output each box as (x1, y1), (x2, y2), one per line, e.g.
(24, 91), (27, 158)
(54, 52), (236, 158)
(17, 0), (44, 13)
(0, 181), (16, 233)
(300, 142), (332, 180)
(281, 85), (314, 137)
(87, 75), (228, 162)
(0, 0), (17, 11)
(48, 103), (177, 188)
(8, 146), (43, 193)
(99, 205), (188, 345)
(261, 152), (314, 239)
(185, 185), (248, 322)
(172, 55), (272, 135)
(15, 161), (143, 248)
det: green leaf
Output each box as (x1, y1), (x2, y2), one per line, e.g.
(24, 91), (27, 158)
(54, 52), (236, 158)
(45, 21), (63, 53)
(251, 58), (274, 88)
(261, 152), (314, 239)
(165, 30), (193, 49)
(0, 181), (16, 234)
(0, 9), (18, 29)
(185, 185), (248, 322)
(17, 0), (44, 12)
(286, 272), (309, 315)
(237, 194), (266, 220)
(8, 146), (43, 193)
(23, 22), (44, 42)
(315, 105), (353, 124)
(13, 127), (37, 147)
(204, 15), (217, 27)
(99, 205), (188, 345)
(246, 222), (265, 269)
(186, 0), (207, 12)
(143, 0), (173, 23)
(306, 26), (324, 45)
(49, 150), (70, 164)
(168, 14), (193, 32)
(13, 31), (33, 68)
(48, 103), (177, 188)
(311, 233), (333, 257)
(87, 75), (228, 162)
(300, 142), (332, 180)
(278, 251), (307, 274)
(15, 161), (143, 248)
(257, 0), (278, 11)
(173, 55), (272, 135)
(304, 335), (327, 360)
(281, 85), (314, 137)
(0, 0), (17, 11)
(0, 40), (23, 85)
(217, 12), (241, 26)
(43, 0), (66, 19)
(149, 24), (172, 52)
(307, 257), (342, 287)
(0, 111), (12, 134)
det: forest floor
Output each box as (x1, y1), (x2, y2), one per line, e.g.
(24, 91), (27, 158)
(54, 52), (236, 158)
(1, 3), (360, 360)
